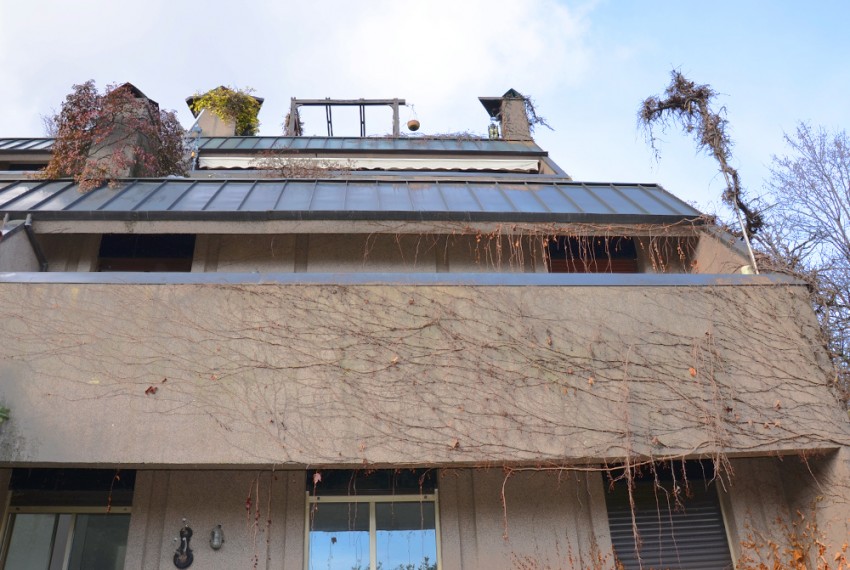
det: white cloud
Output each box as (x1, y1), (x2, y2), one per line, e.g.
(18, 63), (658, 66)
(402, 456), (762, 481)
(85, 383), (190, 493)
(0, 0), (595, 136)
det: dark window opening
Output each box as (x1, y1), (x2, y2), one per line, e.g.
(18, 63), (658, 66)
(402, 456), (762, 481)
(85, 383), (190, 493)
(306, 468), (436, 496)
(605, 460), (733, 570)
(97, 234), (195, 272)
(3, 469), (134, 570)
(4, 163), (48, 171)
(9, 468), (136, 507)
(547, 236), (638, 273)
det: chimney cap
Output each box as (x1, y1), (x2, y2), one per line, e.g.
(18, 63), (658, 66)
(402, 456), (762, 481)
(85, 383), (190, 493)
(478, 88), (524, 118)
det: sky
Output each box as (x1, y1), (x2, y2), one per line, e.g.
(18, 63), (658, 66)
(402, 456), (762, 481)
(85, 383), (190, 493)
(1, 0), (848, 215)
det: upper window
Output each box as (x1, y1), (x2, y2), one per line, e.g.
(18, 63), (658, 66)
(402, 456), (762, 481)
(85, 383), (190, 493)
(547, 236), (638, 273)
(605, 461), (733, 570)
(306, 469), (439, 570)
(1, 469), (134, 570)
(97, 234), (195, 272)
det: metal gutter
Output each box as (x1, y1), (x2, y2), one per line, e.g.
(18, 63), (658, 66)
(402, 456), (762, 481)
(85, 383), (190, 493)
(5, 210), (701, 225)
(0, 271), (803, 287)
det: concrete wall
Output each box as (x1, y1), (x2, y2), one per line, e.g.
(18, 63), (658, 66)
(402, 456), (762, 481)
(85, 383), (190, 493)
(0, 280), (845, 468)
(0, 224), (40, 272)
(692, 230), (750, 273)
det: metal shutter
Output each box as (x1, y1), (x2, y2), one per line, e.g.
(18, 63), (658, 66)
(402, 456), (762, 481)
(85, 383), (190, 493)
(606, 479), (734, 570)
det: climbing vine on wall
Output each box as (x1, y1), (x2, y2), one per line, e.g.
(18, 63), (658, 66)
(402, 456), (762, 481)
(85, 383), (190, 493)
(189, 86), (261, 136)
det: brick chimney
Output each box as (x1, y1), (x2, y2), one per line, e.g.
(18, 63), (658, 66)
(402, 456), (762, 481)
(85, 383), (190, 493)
(479, 88), (532, 141)
(84, 83), (159, 178)
(186, 87), (264, 137)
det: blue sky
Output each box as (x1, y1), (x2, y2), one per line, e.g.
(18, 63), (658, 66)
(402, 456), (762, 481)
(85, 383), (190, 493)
(0, 0), (847, 215)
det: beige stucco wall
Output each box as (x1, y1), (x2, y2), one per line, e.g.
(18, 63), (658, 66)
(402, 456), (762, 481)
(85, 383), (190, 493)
(692, 230), (750, 273)
(0, 280), (846, 469)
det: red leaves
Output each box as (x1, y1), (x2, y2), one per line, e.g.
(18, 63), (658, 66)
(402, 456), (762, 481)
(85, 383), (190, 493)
(144, 386), (157, 395)
(43, 80), (186, 192)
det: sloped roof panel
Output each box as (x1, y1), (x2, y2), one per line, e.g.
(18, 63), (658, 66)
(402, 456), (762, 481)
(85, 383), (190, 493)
(0, 137), (546, 155)
(196, 136), (546, 154)
(0, 178), (703, 224)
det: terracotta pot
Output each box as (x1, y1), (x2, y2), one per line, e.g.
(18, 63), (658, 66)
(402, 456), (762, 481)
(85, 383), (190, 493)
(407, 119), (420, 132)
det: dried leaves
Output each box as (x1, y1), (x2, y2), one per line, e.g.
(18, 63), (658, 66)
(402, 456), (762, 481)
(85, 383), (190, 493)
(639, 71), (763, 237)
(43, 80), (186, 191)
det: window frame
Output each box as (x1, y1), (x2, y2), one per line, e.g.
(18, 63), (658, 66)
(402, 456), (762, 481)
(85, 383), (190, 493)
(0, 505), (131, 570)
(304, 491), (442, 570)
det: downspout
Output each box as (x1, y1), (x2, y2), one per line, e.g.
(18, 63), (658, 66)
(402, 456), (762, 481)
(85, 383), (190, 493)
(23, 215), (48, 272)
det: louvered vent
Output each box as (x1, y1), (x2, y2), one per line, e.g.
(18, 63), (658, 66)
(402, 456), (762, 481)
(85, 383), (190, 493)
(606, 474), (733, 570)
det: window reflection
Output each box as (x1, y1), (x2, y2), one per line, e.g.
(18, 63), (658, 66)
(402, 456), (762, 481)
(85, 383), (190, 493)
(308, 502), (370, 570)
(376, 503), (437, 570)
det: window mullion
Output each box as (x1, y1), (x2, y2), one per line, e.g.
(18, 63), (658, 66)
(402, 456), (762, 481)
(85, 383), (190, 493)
(369, 501), (377, 570)
(50, 513), (73, 570)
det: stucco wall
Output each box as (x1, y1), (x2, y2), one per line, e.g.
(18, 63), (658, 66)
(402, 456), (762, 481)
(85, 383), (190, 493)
(692, 230), (750, 273)
(0, 280), (845, 468)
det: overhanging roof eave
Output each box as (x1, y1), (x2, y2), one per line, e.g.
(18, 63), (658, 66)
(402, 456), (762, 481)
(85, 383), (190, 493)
(6, 209), (704, 226)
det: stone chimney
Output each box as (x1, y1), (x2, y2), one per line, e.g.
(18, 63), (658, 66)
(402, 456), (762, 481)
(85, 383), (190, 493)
(478, 88), (532, 141)
(186, 87), (264, 137)
(84, 83), (159, 178)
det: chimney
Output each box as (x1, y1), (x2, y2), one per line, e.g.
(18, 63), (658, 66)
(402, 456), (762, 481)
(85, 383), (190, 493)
(478, 88), (532, 141)
(186, 87), (264, 137)
(84, 83), (159, 178)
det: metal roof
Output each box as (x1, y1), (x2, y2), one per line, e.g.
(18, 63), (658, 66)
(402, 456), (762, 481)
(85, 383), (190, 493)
(0, 178), (701, 223)
(0, 138), (54, 151)
(0, 137), (545, 155)
(197, 136), (546, 154)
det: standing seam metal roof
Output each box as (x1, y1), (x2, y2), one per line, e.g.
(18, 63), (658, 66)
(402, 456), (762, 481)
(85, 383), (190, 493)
(0, 178), (702, 223)
(0, 137), (546, 155)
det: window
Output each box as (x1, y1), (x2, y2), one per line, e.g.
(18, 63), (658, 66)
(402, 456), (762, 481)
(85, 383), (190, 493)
(547, 236), (638, 273)
(605, 461), (733, 570)
(97, 234), (195, 272)
(0, 469), (134, 570)
(305, 470), (440, 570)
